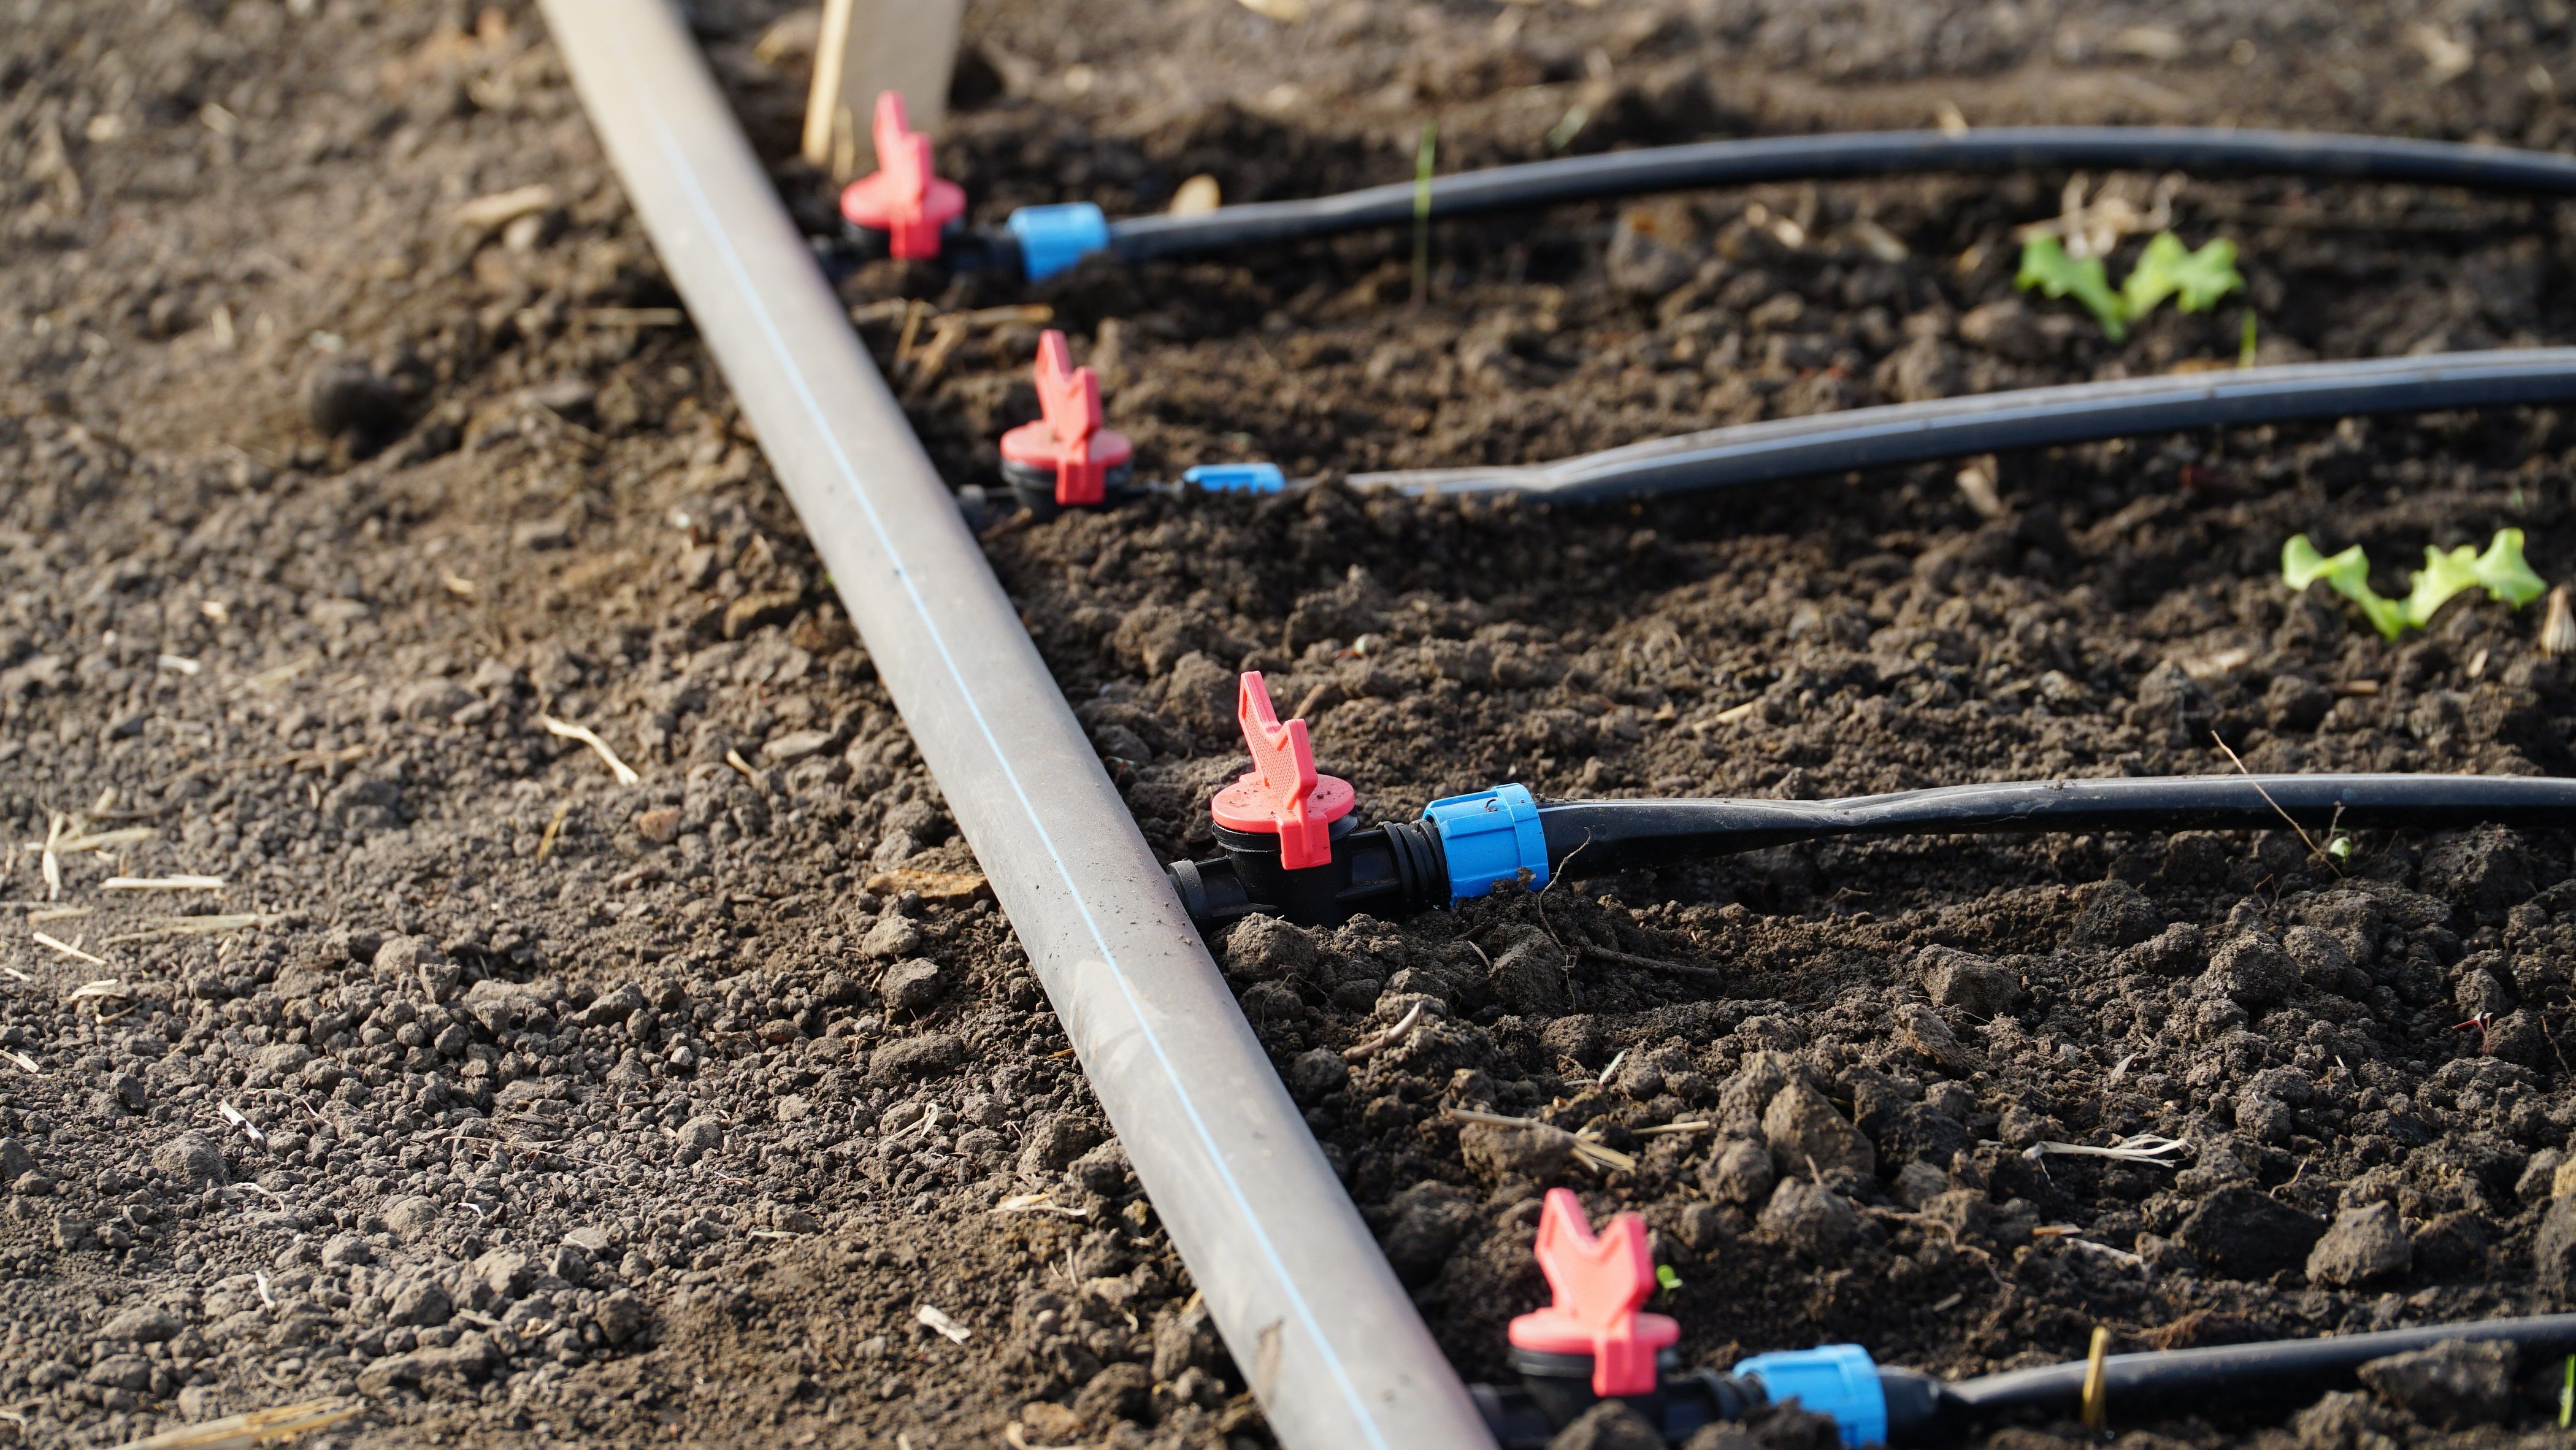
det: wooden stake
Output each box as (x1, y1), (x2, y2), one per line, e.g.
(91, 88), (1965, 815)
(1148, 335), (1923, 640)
(803, 0), (965, 181)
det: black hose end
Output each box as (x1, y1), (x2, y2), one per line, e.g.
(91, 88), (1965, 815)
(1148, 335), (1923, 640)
(964, 226), (1025, 277)
(1877, 1368), (1954, 1445)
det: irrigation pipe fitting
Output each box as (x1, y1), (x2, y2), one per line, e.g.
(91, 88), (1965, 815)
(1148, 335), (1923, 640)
(1174, 762), (2576, 932)
(1351, 349), (2576, 504)
(537, 4), (1494, 1446)
(960, 348), (2576, 515)
(1471, 1203), (2576, 1447)
(997, 328), (1133, 512)
(1476, 1311), (2576, 1447)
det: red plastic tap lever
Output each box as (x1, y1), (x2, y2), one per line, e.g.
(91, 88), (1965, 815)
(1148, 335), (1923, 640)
(1208, 672), (1355, 870)
(998, 330), (1134, 507)
(1506, 1189), (1681, 1398)
(837, 91), (968, 261)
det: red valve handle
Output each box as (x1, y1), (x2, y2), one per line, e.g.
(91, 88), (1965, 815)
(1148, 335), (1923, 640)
(836, 91), (967, 261)
(1032, 331), (1103, 451)
(1507, 1189), (1679, 1397)
(1208, 672), (1354, 870)
(872, 92), (932, 206)
(998, 330), (1133, 507)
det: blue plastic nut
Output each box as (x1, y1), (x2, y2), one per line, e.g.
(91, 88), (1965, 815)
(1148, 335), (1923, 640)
(1422, 784), (1547, 903)
(1182, 463), (1287, 494)
(1734, 1345), (1886, 1449)
(1008, 203), (1111, 281)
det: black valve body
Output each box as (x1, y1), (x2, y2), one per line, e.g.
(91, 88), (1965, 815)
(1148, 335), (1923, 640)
(1167, 816), (1448, 933)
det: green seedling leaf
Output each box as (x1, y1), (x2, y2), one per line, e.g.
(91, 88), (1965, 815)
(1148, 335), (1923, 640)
(2281, 534), (2408, 639)
(2017, 236), (2127, 340)
(2280, 534), (2361, 593)
(2473, 528), (2547, 607)
(1655, 1264), (1683, 1293)
(2283, 529), (2549, 640)
(2401, 527), (2548, 626)
(2123, 232), (2245, 318)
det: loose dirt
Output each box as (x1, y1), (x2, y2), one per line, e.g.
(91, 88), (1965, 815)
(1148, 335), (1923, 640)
(11, 1), (2576, 1448)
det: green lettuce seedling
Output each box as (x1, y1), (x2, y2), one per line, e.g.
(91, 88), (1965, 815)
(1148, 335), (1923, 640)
(2281, 528), (2548, 640)
(2122, 232), (2244, 317)
(2017, 236), (2127, 340)
(2018, 229), (2245, 341)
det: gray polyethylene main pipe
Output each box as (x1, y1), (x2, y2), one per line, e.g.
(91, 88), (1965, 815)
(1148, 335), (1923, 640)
(535, 4), (1496, 1447)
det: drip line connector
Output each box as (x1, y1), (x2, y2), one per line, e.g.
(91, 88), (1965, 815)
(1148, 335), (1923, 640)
(1165, 673), (1453, 930)
(961, 354), (1285, 521)
(999, 329), (1133, 512)
(1471, 1175), (2576, 1445)
(1165, 677), (1554, 931)
(1210, 671), (1356, 869)
(1509, 1190), (1679, 1398)
(1008, 202), (1113, 281)
(1479, 1191), (1905, 1448)
(1181, 462), (1289, 494)
(1424, 784), (1548, 901)
(838, 92), (968, 262)
(1171, 770), (2576, 934)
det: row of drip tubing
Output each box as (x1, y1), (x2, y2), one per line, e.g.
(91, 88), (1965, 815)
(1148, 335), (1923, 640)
(835, 98), (2576, 1446)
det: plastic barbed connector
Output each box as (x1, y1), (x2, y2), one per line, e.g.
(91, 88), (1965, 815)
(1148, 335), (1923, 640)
(1423, 784), (1547, 902)
(1733, 1345), (1888, 1448)
(838, 92), (968, 261)
(1008, 202), (1111, 281)
(1208, 672), (1355, 870)
(1508, 1189), (1681, 1398)
(1181, 462), (1289, 494)
(999, 330), (1135, 507)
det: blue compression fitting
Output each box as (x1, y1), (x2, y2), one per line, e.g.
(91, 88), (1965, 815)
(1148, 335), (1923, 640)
(1734, 1345), (1887, 1449)
(1183, 462), (1287, 494)
(1010, 202), (1112, 280)
(1423, 784), (1547, 902)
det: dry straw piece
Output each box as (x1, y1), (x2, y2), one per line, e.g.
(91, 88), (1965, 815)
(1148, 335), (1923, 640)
(33, 932), (107, 967)
(916, 1303), (973, 1343)
(2079, 1325), (2113, 1431)
(55, 826), (155, 854)
(104, 914), (277, 943)
(109, 1398), (358, 1449)
(537, 713), (642, 785)
(1342, 1002), (1424, 1062)
(1443, 1107), (1638, 1173)
(2024, 1132), (2191, 1165)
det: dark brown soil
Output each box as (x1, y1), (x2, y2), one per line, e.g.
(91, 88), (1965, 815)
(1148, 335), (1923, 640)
(14, 1), (2576, 1448)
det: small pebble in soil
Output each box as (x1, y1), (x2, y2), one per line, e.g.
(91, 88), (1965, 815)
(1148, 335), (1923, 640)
(881, 958), (950, 1011)
(1758, 1177), (1858, 1256)
(2305, 1202), (2411, 1287)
